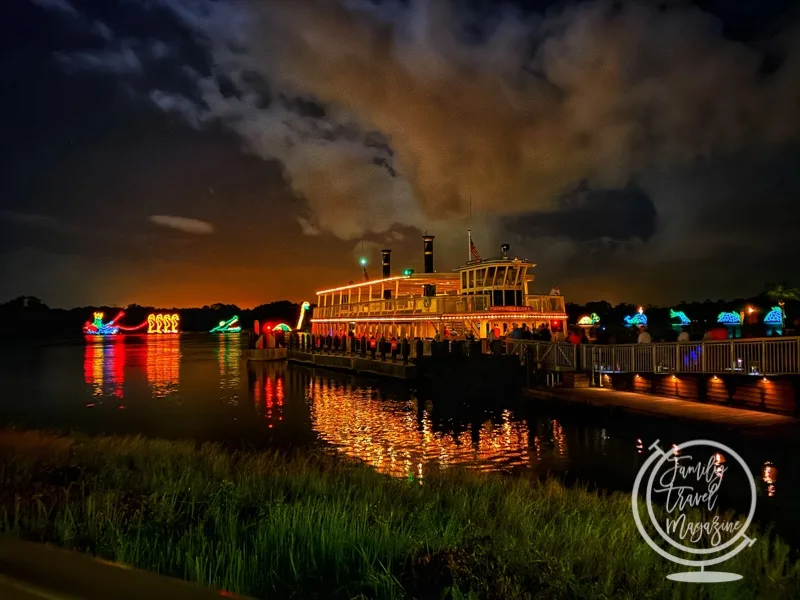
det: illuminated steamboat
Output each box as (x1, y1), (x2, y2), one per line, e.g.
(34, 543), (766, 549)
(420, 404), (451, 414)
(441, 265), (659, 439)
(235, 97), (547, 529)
(311, 235), (567, 340)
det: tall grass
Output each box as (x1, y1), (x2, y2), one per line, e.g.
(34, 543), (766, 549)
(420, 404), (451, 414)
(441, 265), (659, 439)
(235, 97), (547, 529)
(0, 429), (796, 599)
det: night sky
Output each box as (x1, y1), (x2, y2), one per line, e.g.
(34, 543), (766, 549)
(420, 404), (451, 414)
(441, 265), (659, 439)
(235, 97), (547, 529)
(2, 0), (799, 308)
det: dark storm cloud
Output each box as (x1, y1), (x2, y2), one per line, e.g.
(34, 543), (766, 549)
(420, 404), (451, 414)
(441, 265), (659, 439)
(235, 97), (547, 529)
(29, 0), (78, 18)
(7, 0), (800, 305)
(133, 0), (800, 287)
(506, 183), (657, 243)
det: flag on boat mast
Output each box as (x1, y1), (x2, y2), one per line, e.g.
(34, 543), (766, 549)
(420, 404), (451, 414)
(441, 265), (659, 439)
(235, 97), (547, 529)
(468, 197), (481, 262)
(360, 241), (369, 281)
(470, 236), (481, 262)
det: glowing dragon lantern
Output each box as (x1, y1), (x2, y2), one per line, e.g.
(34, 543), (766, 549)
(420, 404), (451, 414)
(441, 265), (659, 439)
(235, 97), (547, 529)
(624, 306), (648, 327)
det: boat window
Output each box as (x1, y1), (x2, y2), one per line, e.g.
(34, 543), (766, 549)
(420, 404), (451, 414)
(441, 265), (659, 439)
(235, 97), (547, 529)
(493, 290), (503, 306)
(475, 268), (485, 287)
(505, 267), (517, 285)
(515, 290), (523, 306)
(468, 270), (474, 288)
(486, 266), (495, 284)
(494, 267), (506, 287)
(461, 272), (467, 289)
(504, 290), (515, 306)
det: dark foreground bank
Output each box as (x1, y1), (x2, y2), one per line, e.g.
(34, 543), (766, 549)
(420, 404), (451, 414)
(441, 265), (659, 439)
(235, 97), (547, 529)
(0, 430), (797, 600)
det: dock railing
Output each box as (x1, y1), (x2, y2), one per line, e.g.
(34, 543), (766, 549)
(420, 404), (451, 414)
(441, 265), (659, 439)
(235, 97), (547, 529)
(506, 337), (800, 375)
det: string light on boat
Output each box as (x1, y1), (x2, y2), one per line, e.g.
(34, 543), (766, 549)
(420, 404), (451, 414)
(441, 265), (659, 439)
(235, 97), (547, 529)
(310, 312), (567, 323)
(316, 275), (409, 295)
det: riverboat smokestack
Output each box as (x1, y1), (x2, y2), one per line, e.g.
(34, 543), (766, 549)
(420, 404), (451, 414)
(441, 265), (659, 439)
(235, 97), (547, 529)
(381, 249), (391, 278)
(381, 249), (392, 299)
(422, 234), (436, 297)
(422, 235), (435, 273)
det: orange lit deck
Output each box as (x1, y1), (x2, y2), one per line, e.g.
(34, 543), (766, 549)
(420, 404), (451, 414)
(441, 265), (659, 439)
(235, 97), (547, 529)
(523, 387), (798, 437)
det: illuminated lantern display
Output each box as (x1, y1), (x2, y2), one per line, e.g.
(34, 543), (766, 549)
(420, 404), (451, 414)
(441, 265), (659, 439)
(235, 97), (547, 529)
(296, 301), (311, 330)
(273, 323), (292, 332)
(210, 316), (242, 333)
(83, 311), (179, 335)
(764, 306), (784, 326)
(83, 311), (123, 335)
(669, 309), (691, 326)
(577, 313), (600, 326)
(764, 306), (784, 336)
(716, 311), (742, 325)
(716, 311), (742, 339)
(145, 314), (180, 334)
(624, 307), (647, 327)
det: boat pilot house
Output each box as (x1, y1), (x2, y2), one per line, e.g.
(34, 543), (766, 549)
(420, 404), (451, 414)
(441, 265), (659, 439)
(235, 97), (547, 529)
(311, 235), (567, 340)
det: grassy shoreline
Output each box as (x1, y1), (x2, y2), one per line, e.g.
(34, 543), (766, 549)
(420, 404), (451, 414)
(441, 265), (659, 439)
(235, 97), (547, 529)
(0, 430), (797, 599)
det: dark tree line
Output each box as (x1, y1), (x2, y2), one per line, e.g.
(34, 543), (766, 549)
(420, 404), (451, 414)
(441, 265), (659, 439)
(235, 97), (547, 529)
(0, 297), (310, 337)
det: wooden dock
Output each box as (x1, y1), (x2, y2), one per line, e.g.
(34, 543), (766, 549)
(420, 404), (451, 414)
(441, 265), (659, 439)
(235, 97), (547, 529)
(523, 387), (799, 437)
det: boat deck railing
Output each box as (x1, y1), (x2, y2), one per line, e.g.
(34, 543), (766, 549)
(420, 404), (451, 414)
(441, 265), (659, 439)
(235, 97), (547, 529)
(312, 294), (565, 321)
(505, 337), (800, 375)
(524, 295), (566, 313)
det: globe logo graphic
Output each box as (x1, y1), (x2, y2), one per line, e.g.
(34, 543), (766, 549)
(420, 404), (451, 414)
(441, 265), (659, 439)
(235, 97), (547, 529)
(632, 439), (757, 583)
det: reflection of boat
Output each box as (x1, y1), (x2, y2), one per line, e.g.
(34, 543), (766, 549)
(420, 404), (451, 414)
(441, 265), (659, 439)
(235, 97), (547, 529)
(307, 375), (533, 478)
(311, 236), (567, 340)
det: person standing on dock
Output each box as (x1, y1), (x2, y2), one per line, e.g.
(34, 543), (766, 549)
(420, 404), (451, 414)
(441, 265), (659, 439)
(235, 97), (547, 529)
(677, 327), (690, 342)
(637, 326), (652, 344)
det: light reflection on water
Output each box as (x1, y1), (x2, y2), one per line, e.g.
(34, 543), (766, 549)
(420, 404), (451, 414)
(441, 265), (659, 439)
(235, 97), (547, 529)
(252, 362), (285, 428)
(0, 336), (794, 538)
(217, 334), (241, 391)
(83, 336), (125, 399)
(146, 335), (180, 398)
(306, 375), (568, 479)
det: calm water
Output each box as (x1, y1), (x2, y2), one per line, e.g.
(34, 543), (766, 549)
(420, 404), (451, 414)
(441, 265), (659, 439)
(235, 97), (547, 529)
(0, 334), (797, 542)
